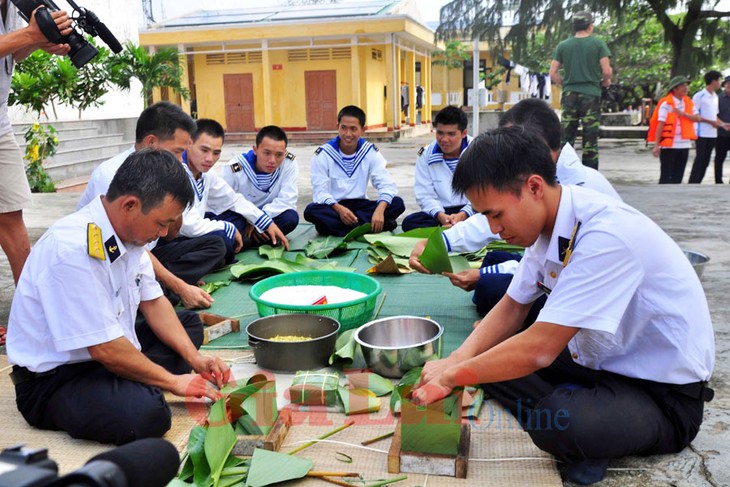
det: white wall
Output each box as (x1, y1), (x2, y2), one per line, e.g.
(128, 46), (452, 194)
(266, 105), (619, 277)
(9, 0), (144, 123)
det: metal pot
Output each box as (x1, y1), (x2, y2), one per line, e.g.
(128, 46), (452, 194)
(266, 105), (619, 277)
(354, 316), (443, 378)
(246, 314), (340, 373)
(682, 249), (710, 280)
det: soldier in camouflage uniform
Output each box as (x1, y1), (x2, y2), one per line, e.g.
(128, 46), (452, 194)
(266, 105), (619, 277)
(549, 11), (612, 170)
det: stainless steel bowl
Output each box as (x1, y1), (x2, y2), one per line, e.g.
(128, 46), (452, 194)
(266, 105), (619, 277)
(682, 249), (710, 279)
(247, 314), (340, 373)
(354, 316), (443, 378)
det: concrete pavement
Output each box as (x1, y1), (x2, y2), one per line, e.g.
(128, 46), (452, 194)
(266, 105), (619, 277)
(1, 135), (729, 486)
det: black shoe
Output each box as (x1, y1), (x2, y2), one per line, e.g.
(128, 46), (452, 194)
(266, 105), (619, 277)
(562, 458), (609, 485)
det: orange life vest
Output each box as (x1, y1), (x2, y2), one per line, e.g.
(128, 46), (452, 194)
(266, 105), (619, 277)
(647, 94), (697, 147)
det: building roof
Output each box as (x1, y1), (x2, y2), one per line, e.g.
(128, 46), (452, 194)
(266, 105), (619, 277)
(151, 0), (403, 29)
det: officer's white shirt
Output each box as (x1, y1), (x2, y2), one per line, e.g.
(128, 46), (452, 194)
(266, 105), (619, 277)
(693, 88), (719, 138)
(443, 143), (619, 253)
(311, 137), (398, 205)
(413, 137), (473, 217)
(7, 196), (163, 372)
(77, 146), (136, 210)
(508, 185), (714, 384)
(180, 156), (271, 237)
(222, 151), (299, 218)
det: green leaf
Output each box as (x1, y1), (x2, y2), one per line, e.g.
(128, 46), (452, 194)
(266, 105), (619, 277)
(400, 388), (462, 456)
(390, 367), (423, 415)
(205, 399), (238, 486)
(168, 479), (195, 487)
(419, 229), (452, 273)
(258, 245), (285, 260)
(329, 329), (357, 365)
(363, 235), (424, 258)
(449, 255), (472, 273)
(305, 235), (346, 258)
(200, 280), (231, 294)
(242, 380), (278, 435)
(245, 448), (313, 487)
(230, 260), (297, 279)
(347, 372), (394, 396)
(398, 227), (440, 238)
(337, 387), (381, 415)
(178, 453), (194, 481)
(235, 413), (263, 436)
(342, 222), (372, 241)
(187, 426), (212, 486)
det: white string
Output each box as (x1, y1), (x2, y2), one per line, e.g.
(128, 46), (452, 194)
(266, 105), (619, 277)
(282, 439), (389, 454)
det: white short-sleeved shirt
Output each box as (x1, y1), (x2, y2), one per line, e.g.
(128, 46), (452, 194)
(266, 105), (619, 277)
(657, 96), (692, 149)
(77, 146), (136, 210)
(693, 88), (719, 138)
(7, 197), (163, 372)
(442, 143), (619, 253)
(507, 185), (714, 385)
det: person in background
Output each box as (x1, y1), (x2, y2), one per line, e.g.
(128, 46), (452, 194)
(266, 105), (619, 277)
(549, 10), (612, 169)
(304, 105), (405, 236)
(713, 75), (730, 183)
(401, 106), (474, 232)
(688, 70), (723, 184)
(221, 125), (299, 243)
(648, 76), (699, 184)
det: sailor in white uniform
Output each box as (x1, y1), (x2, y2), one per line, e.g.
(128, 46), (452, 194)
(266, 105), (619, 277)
(401, 106), (475, 231)
(221, 125), (299, 241)
(303, 105), (405, 236)
(413, 127), (714, 485)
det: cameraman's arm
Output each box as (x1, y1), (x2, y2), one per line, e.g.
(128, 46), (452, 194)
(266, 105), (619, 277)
(1, 8), (71, 60)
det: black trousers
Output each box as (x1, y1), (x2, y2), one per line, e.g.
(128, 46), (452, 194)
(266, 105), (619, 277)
(688, 137), (717, 183)
(658, 148), (689, 184)
(483, 349), (708, 463)
(401, 205), (464, 232)
(14, 311), (203, 445)
(152, 233), (227, 286)
(304, 197), (406, 236)
(714, 137), (730, 183)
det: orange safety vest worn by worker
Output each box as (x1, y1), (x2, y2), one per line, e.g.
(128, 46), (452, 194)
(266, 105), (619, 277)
(647, 94), (697, 147)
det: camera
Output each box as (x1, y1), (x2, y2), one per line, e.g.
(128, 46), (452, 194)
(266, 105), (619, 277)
(11, 0), (123, 68)
(0, 438), (180, 487)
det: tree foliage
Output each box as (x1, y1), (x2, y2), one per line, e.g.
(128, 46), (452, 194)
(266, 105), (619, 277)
(107, 41), (190, 108)
(432, 40), (471, 97)
(436, 0), (730, 79)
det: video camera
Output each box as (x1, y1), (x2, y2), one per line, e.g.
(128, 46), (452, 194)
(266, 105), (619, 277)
(10, 0), (123, 68)
(0, 438), (179, 487)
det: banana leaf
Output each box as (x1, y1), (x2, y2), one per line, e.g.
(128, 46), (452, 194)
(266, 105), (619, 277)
(235, 414), (263, 436)
(200, 280), (231, 295)
(397, 227), (440, 238)
(206, 399), (238, 487)
(400, 386), (462, 456)
(419, 229), (471, 274)
(258, 245), (285, 260)
(346, 372), (394, 396)
(242, 380), (278, 435)
(342, 222), (372, 241)
(389, 367), (423, 415)
(245, 448), (313, 487)
(338, 386), (381, 415)
(305, 235), (347, 258)
(367, 253), (412, 275)
(187, 426), (211, 486)
(329, 329), (356, 365)
(230, 260), (299, 279)
(363, 234), (424, 258)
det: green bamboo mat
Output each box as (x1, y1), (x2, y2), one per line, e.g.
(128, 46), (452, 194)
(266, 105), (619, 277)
(199, 225), (480, 355)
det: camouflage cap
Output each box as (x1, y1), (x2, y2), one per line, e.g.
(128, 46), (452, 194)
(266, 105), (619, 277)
(667, 75), (690, 93)
(572, 11), (594, 25)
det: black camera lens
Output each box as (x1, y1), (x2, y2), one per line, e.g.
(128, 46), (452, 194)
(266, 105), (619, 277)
(65, 32), (99, 68)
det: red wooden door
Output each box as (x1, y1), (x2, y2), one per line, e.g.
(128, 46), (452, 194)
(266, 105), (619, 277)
(224, 74), (255, 132)
(305, 70), (338, 130)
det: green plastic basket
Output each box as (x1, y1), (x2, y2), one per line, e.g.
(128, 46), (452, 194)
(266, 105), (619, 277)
(249, 270), (382, 332)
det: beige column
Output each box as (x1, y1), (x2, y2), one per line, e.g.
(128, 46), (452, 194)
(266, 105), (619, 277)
(261, 40), (273, 127)
(177, 43), (191, 114)
(423, 51), (432, 124)
(385, 34), (398, 131)
(406, 49), (416, 126)
(351, 36), (361, 107)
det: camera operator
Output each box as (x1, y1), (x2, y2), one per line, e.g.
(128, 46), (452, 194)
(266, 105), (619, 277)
(0, 0), (71, 344)
(6, 150), (230, 445)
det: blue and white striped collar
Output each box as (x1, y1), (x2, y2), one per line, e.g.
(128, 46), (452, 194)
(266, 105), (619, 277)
(233, 150), (281, 193)
(320, 136), (374, 177)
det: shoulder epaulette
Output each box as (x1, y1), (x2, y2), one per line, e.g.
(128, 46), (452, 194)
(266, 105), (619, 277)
(372, 144), (379, 152)
(231, 162), (243, 173)
(314, 147), (323, 155)
(105, 235), (121, 264)
(418, 147), (425, 156)
(87, 223), (105, 261)
(286, 152), (296, 160)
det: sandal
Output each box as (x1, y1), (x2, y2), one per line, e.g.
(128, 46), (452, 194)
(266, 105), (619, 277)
(0, 326), (6, 346)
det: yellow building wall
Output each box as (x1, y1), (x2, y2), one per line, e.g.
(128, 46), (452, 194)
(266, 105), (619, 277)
(361, 45), (387, 128)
